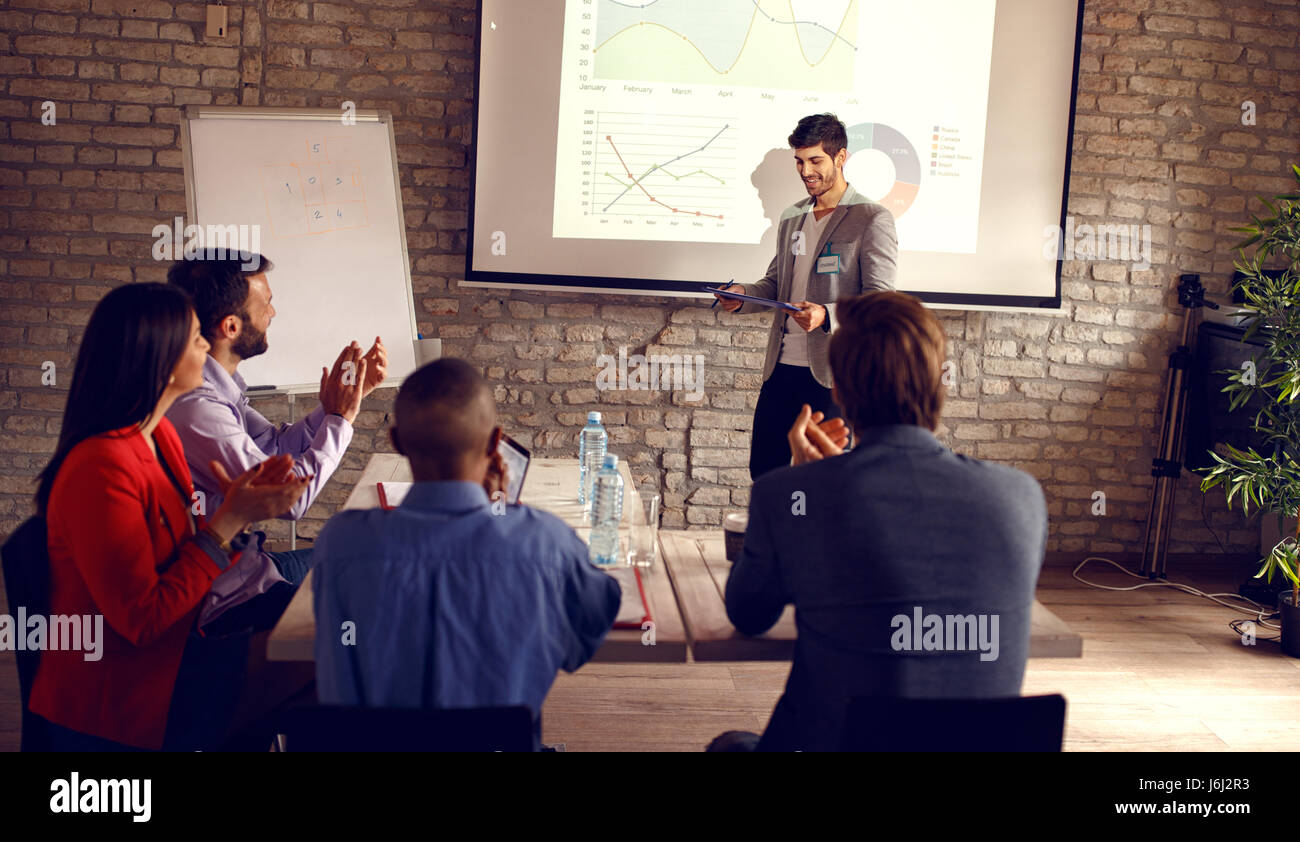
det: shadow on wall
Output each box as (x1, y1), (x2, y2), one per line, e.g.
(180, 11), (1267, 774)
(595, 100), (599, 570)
(750, 147), (807, 261)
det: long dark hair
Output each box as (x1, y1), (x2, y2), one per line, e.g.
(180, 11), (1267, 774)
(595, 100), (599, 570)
(35, 283), (194, 515)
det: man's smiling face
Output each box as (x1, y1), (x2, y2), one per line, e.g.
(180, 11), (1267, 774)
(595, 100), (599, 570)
(794, 143), (847, 199)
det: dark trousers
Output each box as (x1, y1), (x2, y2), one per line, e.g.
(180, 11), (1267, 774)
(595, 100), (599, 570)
(749, 364), (842, 481)
(162, 548), (314, 751)
(43, 549), (315, 752)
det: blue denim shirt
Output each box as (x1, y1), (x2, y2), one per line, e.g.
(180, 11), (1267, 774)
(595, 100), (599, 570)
(312, 481), (621, 737)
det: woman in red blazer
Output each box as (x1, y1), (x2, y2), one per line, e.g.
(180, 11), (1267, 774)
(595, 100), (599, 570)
(29, 282), (309, 751)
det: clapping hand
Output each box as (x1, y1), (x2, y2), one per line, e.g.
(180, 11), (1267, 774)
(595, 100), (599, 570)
(207, 455), (312, 534)
(318, 342), (368, 423)
(787, 404), (850, 466)
(360, 336), (388, 398)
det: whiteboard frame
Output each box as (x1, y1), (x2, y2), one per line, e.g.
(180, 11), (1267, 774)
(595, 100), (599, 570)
(179, 105), (419, 394)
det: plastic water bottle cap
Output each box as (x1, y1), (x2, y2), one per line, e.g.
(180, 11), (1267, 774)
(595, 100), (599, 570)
(587, 411), (601, 424)
(603, 454), (618, 469)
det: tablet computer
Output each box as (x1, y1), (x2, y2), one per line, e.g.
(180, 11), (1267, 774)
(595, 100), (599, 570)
(497, 434), (531, 505)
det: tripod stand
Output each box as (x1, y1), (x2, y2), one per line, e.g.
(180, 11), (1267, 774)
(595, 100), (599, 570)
(1140, 274), (1219, 579)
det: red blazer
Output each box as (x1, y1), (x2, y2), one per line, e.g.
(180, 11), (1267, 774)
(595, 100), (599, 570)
(29, 419), (238, 749)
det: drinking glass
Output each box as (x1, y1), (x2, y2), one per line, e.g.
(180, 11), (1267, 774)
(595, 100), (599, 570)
(627, 492), (660, 569)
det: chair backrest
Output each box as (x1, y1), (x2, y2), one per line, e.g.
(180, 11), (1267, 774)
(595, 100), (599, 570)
(841, 694), (1066, 751)
(1, 516), (51, 752)
(278, 705), (537, 752)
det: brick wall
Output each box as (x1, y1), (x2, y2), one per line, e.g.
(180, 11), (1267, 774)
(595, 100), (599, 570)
(1, 0), (1297, 558)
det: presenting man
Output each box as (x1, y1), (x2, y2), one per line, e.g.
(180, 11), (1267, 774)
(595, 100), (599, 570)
(714, 113), (898, 479)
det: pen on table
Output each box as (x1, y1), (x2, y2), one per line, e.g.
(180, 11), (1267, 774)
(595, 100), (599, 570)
(710, 279), (735, 310)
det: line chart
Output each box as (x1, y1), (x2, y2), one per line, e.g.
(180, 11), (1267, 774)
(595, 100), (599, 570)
(594, 0), (858, 90)
(603, 0), (857, 60)
(591, 113), (735, 220)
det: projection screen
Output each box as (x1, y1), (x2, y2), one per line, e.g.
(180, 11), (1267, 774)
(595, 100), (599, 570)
(467, 0), (1083, 310)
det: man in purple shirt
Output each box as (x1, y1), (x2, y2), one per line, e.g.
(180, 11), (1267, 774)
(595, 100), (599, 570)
(166, 253), (387, 637)
(159, 253), (388, 748)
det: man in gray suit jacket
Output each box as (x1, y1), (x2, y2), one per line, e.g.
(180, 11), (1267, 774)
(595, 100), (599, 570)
(712, 292), (1048, 752)
(715, 114), (898, 479)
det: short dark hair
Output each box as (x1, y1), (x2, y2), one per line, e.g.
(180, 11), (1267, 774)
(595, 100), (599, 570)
(394, 358), (496, 471)
(166, 253), (273, 343)
(829, 292), (947, 432)
(788, 113), (848, 159)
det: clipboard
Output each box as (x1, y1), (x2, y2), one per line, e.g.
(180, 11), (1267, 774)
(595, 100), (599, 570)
(703, 285), (801, 313)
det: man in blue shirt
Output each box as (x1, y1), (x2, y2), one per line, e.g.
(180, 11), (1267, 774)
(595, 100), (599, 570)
(312, 358), (621, 747)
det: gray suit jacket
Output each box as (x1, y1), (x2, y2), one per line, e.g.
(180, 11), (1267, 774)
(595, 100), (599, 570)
(737, 184), (899, 388)
(725, 425), (1048, 752)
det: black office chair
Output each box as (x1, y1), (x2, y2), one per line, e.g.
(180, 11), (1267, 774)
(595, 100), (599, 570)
(276, 704), (537, 752)
(841, 694), (1066, 751)
(1, 516), (51, 752)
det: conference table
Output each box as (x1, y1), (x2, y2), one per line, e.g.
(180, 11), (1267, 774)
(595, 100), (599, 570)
(268, 454), (1082, 665)
(658, 530), (1084, 660)
(266, 454), (690, 663)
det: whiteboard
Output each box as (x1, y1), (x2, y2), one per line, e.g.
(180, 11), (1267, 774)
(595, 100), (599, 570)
(180, 106), (418, 391)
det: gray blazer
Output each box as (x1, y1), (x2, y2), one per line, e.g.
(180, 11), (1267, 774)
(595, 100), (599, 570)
(737, 184), (899, 388)
(725, 425), (1048, 751)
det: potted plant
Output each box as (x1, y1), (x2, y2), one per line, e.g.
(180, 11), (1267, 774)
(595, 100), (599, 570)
(1200, 163), (1300, 657)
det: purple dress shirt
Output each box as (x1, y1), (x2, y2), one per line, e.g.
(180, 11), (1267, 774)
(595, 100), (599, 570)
(166, 355), (353, 627)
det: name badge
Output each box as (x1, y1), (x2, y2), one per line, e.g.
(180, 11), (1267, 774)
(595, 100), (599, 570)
(817, 254), (840, 275)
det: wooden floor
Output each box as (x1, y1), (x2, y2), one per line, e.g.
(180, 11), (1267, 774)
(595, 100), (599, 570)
(539, 562), (1300, 751)
(3, 561), (1298, 751)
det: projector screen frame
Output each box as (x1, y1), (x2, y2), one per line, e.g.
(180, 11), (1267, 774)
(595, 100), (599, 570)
(464, 0), (1084, 313)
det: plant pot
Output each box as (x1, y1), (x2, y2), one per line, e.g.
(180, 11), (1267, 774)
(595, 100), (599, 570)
(1281, 591), (1300, 659)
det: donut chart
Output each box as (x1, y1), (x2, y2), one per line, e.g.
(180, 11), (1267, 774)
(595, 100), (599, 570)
(846, 122), (921, 217)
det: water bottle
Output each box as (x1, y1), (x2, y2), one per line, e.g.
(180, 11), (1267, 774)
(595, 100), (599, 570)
(577, 410), (607, 507)
(588, 454), (624, 567)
